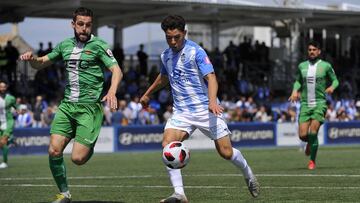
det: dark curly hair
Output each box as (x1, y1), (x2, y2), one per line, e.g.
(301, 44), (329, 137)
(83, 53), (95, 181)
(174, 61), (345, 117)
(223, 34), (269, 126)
(161, 15), (186, 32)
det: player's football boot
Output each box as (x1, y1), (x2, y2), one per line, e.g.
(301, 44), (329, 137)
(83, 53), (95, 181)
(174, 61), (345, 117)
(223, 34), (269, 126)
(52, 193), (71, 203)
(160, 192), (188, 203)
(304, 143), (310, 156)
(0, 162), (8, 169)
(308, 160), (316, 170)
(245, 176), (260, 198)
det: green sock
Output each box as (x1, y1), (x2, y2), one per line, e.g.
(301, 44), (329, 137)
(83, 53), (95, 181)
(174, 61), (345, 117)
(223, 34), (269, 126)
(2, 145), (8, 163)
(308, 133), (318, 162)
(49, 156), (68, 192)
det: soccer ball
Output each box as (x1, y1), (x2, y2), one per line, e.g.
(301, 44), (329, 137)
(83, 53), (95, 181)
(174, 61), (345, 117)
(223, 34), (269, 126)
(162, 141), (190, 169)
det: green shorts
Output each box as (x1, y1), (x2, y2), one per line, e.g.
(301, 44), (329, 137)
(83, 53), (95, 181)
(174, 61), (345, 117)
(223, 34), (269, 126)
(50, 102), (103, 148)
(299, 104), (327, 124)
(0, 119), (14, 139)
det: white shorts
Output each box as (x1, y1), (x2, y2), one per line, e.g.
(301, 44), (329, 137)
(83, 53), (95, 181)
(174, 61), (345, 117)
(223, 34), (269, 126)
(164, 110), (231, 140)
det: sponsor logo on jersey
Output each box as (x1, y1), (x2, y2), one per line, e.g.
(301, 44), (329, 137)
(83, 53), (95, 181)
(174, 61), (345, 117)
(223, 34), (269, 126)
(84, 50), (92, 55)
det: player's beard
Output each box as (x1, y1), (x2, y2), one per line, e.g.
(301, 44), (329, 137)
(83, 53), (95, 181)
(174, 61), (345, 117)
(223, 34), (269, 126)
(74, 30), (91, 43)
(309, 56), (319, 63)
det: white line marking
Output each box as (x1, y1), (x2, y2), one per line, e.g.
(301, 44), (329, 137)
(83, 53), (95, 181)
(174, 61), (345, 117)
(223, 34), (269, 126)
(1, 184), (360, 190)
(1, 173), (360, 181)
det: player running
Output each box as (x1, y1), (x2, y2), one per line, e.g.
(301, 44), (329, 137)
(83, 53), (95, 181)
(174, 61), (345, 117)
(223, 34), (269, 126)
(20, 7), (123, 203)
(289, 40), (339, 170)
(140, 15), (260, 203)
(0, 81), (16, 169)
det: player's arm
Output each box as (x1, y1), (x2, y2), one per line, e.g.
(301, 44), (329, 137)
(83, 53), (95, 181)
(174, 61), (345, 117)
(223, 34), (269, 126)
(101, 64), (123, 110)
(140, 74), (169, 109)
(204, 73), (223, 115)
(19, 51), (53, 70)
(325, 64), (339, 94)
(289, 66), (302, 103)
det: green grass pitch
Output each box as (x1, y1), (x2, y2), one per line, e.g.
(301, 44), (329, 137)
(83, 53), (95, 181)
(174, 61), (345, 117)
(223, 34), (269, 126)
(1, 146), (360, 202)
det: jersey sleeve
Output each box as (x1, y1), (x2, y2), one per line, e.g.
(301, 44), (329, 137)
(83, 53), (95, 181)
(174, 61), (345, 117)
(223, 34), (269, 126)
(327, 63), (339, 89)
(195, 47), (214, 77)
(47, 42), (63, 62)
(292, 66), (302, 91)
(159, 53), (168, 75)
(97, 42), (118, 69)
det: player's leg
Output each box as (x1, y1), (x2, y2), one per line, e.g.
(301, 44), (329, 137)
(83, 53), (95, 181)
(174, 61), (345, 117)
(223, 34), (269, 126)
(214, 135), (260, 197)
(0, 135), (9, 169)
(48, 134), (72, 202)
(299, 121), (311, 155)
(49, 103), (74, 202)
(307, 119), (321, 169)
(160, 128), (189, 203)
(71, 103), (103, 165)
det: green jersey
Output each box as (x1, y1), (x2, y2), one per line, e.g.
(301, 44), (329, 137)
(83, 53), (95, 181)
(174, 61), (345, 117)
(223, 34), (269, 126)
(0, 94), (16, 132)
(47, 35), (118, 103)
(293, 59), (339, 108)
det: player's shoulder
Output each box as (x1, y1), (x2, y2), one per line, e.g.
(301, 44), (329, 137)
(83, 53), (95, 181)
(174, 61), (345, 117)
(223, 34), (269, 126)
(5, 94), (15, 100)
(298, 60), (309, 68)
(319, 60), (332, 67)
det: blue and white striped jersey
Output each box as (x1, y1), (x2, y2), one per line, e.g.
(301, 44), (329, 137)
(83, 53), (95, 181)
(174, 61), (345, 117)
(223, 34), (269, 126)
(160, 40), (214, 113)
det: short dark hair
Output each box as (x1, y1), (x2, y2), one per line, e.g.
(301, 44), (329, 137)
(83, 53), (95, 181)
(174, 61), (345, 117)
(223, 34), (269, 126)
(161, 15), (186, 32)
(308, 40), (321, 49)
(73, 7), (93, 22)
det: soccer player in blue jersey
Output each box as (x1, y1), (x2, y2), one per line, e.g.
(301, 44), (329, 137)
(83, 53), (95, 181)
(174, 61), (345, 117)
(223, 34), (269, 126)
(140, 15), (260, 203)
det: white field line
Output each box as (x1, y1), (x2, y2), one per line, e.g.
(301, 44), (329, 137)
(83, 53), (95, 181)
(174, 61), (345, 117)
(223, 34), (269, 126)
(1, 184), (360, 190)
(1, 173), (360, 181)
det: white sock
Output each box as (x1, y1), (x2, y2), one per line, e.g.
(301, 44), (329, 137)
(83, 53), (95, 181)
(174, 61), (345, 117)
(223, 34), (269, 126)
(61, 191), (71, 198)
(230, 148), (253, 179)
(166, 167), (185, 195)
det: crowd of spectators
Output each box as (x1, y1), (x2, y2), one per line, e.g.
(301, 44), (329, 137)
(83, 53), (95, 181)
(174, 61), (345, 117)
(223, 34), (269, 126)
(2, 39), (360, 128)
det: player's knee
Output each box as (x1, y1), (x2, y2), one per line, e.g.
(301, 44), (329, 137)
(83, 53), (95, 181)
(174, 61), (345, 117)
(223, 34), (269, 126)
(71, 156), (87, 165)
(218, 148), (233, 160)
(48, 146), (62, 157)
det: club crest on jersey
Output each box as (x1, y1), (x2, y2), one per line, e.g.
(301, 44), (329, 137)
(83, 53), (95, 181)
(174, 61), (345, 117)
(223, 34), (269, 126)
(180, 53), (186, 63)
(106, 49), (114, 57)
(84, 50), (92, 55)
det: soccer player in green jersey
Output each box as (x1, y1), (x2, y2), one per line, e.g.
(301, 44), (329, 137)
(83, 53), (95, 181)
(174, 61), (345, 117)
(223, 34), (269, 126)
(289, 40), (339, 170)
(0, 81), (16, 169)
(20, 7), (123, 203)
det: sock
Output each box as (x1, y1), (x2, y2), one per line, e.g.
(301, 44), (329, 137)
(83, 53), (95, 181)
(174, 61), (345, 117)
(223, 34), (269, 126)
(308, 132), (318, 162)
(2, 145), (8, 163)
(166, 167), (185, 195)
(230, 148), (253, 179)
(49, 156), (69, 193)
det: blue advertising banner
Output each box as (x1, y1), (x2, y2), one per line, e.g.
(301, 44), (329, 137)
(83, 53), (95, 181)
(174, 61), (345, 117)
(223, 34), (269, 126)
(115, 125), (164, 151)
(228, 123), (276, 147)
(11, 128), (50, 155)
(325, 122), (360, 144)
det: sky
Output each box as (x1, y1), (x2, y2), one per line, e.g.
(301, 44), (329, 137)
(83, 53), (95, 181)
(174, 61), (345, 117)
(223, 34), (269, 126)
(0, 18), (165, 55)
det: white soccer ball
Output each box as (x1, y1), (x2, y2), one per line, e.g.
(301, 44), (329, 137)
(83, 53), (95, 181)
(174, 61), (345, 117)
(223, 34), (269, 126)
(162, 141), (190, 169)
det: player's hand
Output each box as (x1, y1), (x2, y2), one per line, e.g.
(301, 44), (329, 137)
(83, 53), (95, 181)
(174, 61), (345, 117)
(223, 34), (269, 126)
(19, 51), (35, 61)
(101, 92), (117, 112)
(288, 91), (300, 103)
(325, 86), (334, 94)
(209, 102), (223, 115)
(140, 95), (150, 109)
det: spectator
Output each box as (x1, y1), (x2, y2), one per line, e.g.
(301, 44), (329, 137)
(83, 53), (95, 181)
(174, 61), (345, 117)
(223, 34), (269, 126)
(4, 41), (19, 83)
(137, 44), (148, 76)
(32, 95), (48, 128)
(16, 104), (33, 128)
(112, 43), (125, 68)
(37, 42), (47, 57)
